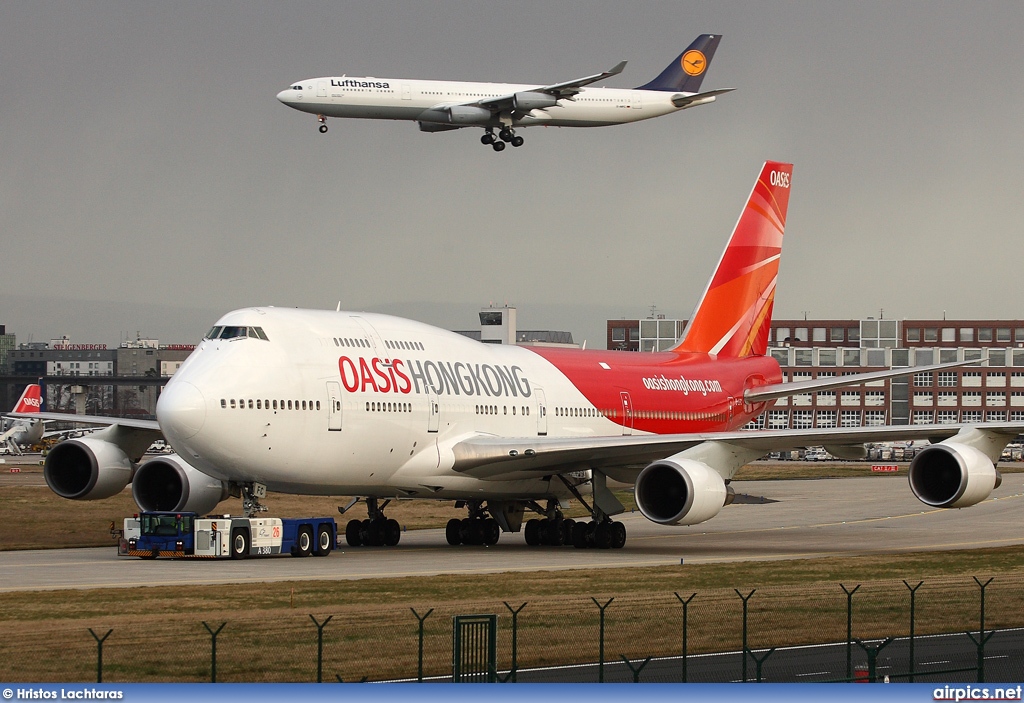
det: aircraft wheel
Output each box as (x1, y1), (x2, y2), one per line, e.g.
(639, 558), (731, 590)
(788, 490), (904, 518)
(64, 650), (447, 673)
(230, 528), (250, 559)
(481, 132), (495, 145)
(561, 518), (576, 545)
(460, 517), (483, 546)
(384, 518), (401, 547)
(492, 141), (506, 152)
(594, 522), (613, 549)
(572, 521), (589, 549)
(510, 135), (524, 147)
(362, 519), (382, 547)
(318, 124), (328, 133)
(295, 527), (313, 557)
(499, 128), (512, 142)
(445, 518), (462, 546)
(315, 525), (334, 555)
(611, 521), (627, 549)
(345, 519), (363, 547)
(482, 518), (500, 545)
(544, 518), (564, 546)
(524, 518), (541, 546)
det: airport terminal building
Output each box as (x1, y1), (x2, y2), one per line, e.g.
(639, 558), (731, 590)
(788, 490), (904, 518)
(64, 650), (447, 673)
(609, 315), (1024, 428)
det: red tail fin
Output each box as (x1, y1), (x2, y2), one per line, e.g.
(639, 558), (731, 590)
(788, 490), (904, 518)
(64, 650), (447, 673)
(675, 161), (792, 358)
(13, 384), (42, 413)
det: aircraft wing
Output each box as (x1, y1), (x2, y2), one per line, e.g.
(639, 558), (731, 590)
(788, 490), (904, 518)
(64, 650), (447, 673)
(7, 411), (160, 432)
(451, 422), (1024, 481)
(474, 61), (627, 112)
(744, 358), (983, 404)
(671, 88), (734, 108)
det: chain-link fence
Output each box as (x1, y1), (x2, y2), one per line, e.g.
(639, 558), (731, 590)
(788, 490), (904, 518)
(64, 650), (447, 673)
(2, 574), (1022, 683)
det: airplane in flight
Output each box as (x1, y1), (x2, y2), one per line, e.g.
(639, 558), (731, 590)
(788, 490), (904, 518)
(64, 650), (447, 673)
(1, 384), (44, 455)
(276, 34), (733, 152)
(20, 162), (1017, 553)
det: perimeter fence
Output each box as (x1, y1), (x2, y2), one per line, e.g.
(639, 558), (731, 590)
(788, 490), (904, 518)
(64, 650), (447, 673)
(2, 574), (1023, 683)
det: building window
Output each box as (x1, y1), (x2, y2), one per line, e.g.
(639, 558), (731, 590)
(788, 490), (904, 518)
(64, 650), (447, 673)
(978, 328), (993, 343)
(818, 349), (837, 366)
(864, 410), (886, 426)
(817, 391), (836, 406)
(937, 410), (959, 424)
(771, 348), (789, 366)
(962, 372), (982, 387)
(989, 350), (1006, 367)
(987, 372), (1006, 387)
(830, 327), (845, 342)
(794, 349), (813, 366)
(792, 410), (813, 429)
(942, 328), (955, 342)
(776, 327), (790, 343)
(816, 411), (836, 428)
(865, 391), (886, 406)
(913, 392), (933, 406)
(962, 391), (982, 407)
(937, 391), (958, 406)
(843, 349), (861, 366)
(767, 410), (789, 429)
(812, 328), (826, 342)
(997, 328), (1011, 343)
(961, 411), (982, 423)
(912, 411), (934, 424)
(612, 328), (626, 342)
(986, 392), (1006, 406)
(960, 328), (974, 343)
(841, 391), (861, 406)
(914, 372), (933, 387)
(840, 410), (861, 427)
(940, 349), (959, 363)
(986, 410), (1007, 422)
(915, 348), (934, 365)
(906, 328), (921, 342)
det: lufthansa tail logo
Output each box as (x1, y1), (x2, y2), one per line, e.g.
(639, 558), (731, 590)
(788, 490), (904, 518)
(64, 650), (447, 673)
(681, 50), (707, 76)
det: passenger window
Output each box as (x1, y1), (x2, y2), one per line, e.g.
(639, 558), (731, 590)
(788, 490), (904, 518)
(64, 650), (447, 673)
(248, 400), (253, 409)
(230, 399), (236, 408)
(220, 399), (226, 408)
(257, 400), (262, 409)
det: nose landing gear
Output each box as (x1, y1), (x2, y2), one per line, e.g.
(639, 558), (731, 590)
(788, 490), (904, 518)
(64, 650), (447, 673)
(317, 115), (328, 133)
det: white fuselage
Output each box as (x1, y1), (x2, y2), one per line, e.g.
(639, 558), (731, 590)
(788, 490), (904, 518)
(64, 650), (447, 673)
(157, 307), (766, 502)
(276, 76), (690, 128)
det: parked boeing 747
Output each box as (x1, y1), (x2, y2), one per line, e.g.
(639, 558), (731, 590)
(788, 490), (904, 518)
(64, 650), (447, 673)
(276, 34), (732, 151)
(20, 162), (1017, 551)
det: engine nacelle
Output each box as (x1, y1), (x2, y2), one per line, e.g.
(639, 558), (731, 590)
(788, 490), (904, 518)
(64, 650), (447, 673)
(132, 454), (230, 515)
(417, 105), (492, 125)
(634, 457), (730, 526)
(512, 91), (558, 111)
(908, 442), (1002, 509)
(44, 437), (133, 500)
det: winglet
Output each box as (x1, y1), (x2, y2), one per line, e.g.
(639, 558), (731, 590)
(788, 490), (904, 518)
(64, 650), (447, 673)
(675, 161), (793, 358)
(12, 384), (42, 414)
(636, 34), (722, 93)
(607, 60), (627, 78)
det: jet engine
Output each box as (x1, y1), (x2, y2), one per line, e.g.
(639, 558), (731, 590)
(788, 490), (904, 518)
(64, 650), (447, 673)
(44, 437), (134, 501)
(634, 456), (734, 526)
(417, 105), (493, 125)
(512, 91), (558, 111)
(908, 442), (1002, 509)
(132, 455), (231, 515)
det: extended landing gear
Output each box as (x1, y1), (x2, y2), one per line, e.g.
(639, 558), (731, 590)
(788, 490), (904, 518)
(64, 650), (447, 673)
(522, 514), (626, 549)
(317, 115), (328, 133)
(342, 497), (401, 547)
(242, 482), (269, 517)
(482, 127), (523, 151)
(445, 501), (501, 546)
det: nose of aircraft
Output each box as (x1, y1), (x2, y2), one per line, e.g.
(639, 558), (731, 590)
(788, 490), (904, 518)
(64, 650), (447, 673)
(157, 381), (207, 441)
(276, 89), (292, 103)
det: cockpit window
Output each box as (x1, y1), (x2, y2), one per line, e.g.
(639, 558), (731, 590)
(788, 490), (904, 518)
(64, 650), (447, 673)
(205, 325), (269, 341)
(292, 85), (302, 90)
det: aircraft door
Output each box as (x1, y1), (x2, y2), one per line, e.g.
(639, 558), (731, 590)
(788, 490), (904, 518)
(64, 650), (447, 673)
(427, 392), (440, 433)
(326, 381), (342, 431)
(317, 80), (328, 97)
(535, 387), (548, 436)
(402, 84), (412, 100)
(632, 92), (643, 110)
(619, 391), (634, 435)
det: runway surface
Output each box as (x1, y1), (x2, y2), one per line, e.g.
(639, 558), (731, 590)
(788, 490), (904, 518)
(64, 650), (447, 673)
(1, 474), (1022, 592)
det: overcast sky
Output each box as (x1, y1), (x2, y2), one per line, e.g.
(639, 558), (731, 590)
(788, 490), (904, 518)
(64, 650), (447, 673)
(2, 1), (1023, 347)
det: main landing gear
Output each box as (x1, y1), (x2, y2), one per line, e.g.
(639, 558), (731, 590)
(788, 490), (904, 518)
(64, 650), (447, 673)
(317, 115), (328, 133)
(445, 501), (501, 546)
(481, 127), (524, 151)
(341, 497), (401, 547)
(524, 514), (626, 549)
